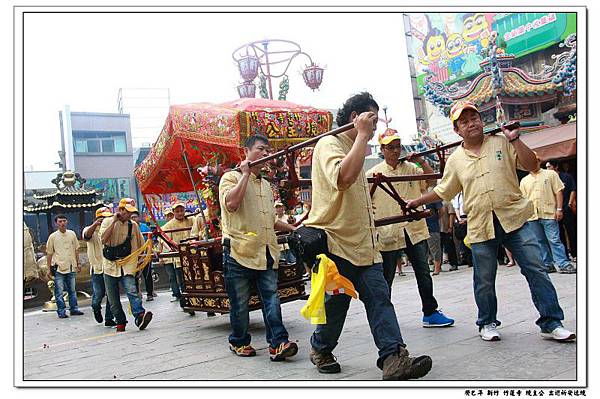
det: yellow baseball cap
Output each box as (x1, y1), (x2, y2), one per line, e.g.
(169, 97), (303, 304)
(118, 198), (138, 213)
(164, 207), (174, 216)
(95, 206), (112, 218)
(449, 101), (479, 122)
(378, 128), (401, 145)
(274, 201), (284, 207)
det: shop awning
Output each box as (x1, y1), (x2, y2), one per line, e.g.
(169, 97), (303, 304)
(520, 122), (577, 160)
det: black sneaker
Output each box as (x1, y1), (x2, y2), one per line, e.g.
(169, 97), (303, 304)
(105, 319), (117, 327)
(93, 310), (103, 323)
(309, 348), (341, 373)
(70, 310), (84, 316)
(135, 311), (153, 330)
(146, 295), (154, 301)
(58, 313), (69, 319)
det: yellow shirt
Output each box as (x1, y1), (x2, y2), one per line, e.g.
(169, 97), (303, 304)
(219, 171), (281, 270)
(190, 213), (208, 240)
(162, 217), (195, 268)
(520, 168), (564, 221)
(304, 132), (381, 266)
(82, 225), (103, 275)
(367, 160), (430, 250)
(46, 230), (79, 274)
(24, 223), (38, 281)
(433, 134), (533, 244)
(98, 217), (145, 277)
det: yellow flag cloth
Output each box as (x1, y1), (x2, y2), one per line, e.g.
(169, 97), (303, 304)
(300, 254), (357, 325)
(116, 239), (154, 272)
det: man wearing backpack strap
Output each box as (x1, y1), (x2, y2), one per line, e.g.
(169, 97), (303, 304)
(99, 198), (153, 332)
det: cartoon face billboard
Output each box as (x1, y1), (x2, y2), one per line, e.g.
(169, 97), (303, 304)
(408, 12), (576, 95)
(408, 13), (496, 91)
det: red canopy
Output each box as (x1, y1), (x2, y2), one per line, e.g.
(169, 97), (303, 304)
(135, 98), (333, 194)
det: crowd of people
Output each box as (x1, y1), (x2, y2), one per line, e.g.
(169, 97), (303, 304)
(43, 92), (577, 381)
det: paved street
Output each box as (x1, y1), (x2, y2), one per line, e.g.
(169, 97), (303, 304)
(22, 263), (578, 382)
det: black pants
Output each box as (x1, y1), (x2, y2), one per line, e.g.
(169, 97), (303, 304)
(559, 207), (577, 257)
(381, 231), (438, 316)
(142, 263), (154, 296)
(453, 221), (473, 266)
(440, 232), (458, 266)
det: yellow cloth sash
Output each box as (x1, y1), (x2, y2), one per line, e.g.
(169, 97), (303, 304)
(115, 239), (154, 273)
(300, 254), (357, 324)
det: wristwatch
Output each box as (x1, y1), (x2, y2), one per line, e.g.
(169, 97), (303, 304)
(508, 134), (521, 143)
(556, 208), (563, 211)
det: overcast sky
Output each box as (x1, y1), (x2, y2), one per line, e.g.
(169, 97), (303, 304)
(23, 12), (418, 171)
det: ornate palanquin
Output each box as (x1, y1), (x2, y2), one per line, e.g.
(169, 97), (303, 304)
(135, 98), (333, 314)
(178, 239), (307, 314)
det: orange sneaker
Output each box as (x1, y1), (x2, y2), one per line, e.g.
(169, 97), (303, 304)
(269, 342), (298, 361)
(229, 344), (256, 357)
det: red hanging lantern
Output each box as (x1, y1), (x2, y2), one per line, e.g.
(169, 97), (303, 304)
(302, 64), (324, 90)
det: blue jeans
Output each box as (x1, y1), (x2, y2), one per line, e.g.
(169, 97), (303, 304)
(528, 219), (571, 269)
(281, 249), (297, 265)
(54, 271), (79, 316)
(310, 253), (405, 369)
(223, 246), (289, 348)
(103, 273), (146, 325)
(91, 272), (114, 321)
(470, 216), (565, 332)
(165, 263), (183, 297)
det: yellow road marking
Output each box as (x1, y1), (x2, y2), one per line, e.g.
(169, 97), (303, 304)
(24, 332), (118, 353)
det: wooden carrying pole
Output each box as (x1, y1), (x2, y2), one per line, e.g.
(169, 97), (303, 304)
(238, 122), (355, 170)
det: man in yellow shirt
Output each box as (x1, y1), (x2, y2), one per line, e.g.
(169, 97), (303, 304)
(406, 101), (575, 342)
(83, 207), (115, 326)
(161, 202), (194, 302)
(305, 92), (432, 380)
(99, 198), (152, 332)
(367, 129), (454, 328)
(520, 156), (576, 274)
(46, 214), (84, 318)
(219, 134), (298, 361)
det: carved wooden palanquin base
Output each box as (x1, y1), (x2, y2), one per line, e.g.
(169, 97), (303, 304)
(179, 240), (307, 314)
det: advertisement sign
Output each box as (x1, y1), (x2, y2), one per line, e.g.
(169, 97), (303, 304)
(407, 13), (576, 95)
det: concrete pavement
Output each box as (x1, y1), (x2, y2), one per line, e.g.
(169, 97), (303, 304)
(22, 263), (578, 382)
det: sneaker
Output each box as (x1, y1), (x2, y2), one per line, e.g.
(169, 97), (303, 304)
(93, 310), (103, 323)
(382, 347), (432, 380)
(105, 319), (117, 327)
(269, 342), (298, 361)
(558, 264), (576, 274)
(135, 311), (153, 330)
(170, 296), (181, 302)
(479, 323), (501, 341)
(146, 295), (154, 301)
(70, 310), (84, 316)
(58, 313), (68, 319)
(116, 324), (126, 332)
(449, 265), (458, 271)
(541, 327), (576, 341)
(229, 344), (256, 357)
(309, 348), (341, 373)
(546, 265), (557, 273)
(151, 292), (158, 297)
(422, 310), (454, 328)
